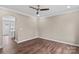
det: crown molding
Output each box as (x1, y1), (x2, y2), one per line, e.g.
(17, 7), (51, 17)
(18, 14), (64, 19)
(41, 8), (79, 18)
(0, 7), (34, 18)
(0, 6), (79, 18)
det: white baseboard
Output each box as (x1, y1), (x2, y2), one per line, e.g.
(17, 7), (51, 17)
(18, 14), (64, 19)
(17, 36), (38, 44)
(40, 37), (79, 47)
(16, 36), (79, 47)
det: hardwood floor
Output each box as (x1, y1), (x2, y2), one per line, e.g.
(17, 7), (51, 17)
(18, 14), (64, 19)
(17, 38), (79, 54)
(1, 36), (17, 54)
(0, 38), (79, 54)
(0, 48), (3, 53)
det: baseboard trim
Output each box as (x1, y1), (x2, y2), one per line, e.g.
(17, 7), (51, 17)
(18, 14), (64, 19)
(40, 37), (79, 47)
(17, 37), (38, 44)
(17, 37), (79, 47)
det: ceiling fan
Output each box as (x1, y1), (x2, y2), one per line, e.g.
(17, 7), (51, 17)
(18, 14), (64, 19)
(29, 5), (49, 16)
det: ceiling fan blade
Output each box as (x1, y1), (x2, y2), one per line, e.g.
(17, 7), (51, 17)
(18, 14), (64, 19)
(40, 8), (49, 11)
(29, 6), (37, 10)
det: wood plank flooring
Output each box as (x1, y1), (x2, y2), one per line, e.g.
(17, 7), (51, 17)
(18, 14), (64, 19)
(17, 38), (79, 54)
(0, 38), (79, 54)
(0, 48), (3, 53)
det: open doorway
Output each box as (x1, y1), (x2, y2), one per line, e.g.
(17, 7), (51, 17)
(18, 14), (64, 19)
(2, 15), (17, 53)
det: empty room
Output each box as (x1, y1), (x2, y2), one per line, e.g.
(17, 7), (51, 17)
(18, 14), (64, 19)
(0, 5), (79, 54)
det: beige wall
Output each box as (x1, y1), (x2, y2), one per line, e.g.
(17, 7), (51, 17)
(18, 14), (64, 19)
(39, 11), (79, 45)
(0, 9), (79, 47)
(0, 10), (38, 47)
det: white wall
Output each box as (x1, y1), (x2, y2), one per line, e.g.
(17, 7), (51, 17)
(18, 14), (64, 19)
(16, 15), (38, 43)
(39, 11), (79, 45)
(0, 10), (38, 48)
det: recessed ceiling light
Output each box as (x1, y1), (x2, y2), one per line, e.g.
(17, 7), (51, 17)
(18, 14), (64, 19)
(67, 6), (71, 8)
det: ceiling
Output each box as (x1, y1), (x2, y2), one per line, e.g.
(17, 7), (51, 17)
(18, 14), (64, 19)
(0, 5), (79, 17)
